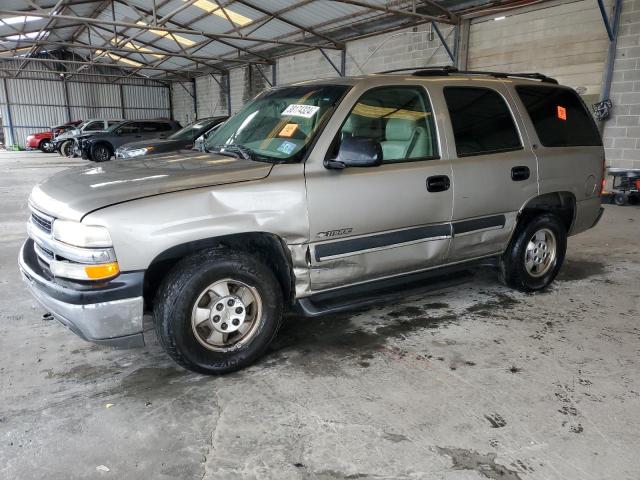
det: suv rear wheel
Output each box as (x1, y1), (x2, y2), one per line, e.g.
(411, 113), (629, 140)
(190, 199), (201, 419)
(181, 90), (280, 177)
(154, 248), (283, 375)
(500, 213), (567, 292)
(91, 143), (112, 162)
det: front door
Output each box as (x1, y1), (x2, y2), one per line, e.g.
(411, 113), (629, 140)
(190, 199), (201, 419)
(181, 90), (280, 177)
(442, 84), (539, 262)
(304, 84), (454, 292)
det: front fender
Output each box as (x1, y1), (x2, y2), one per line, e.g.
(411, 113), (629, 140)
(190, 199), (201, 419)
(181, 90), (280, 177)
(82, 163), (309, 272)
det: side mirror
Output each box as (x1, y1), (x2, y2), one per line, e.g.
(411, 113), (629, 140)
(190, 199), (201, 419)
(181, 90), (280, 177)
(326, 137), (383, 169)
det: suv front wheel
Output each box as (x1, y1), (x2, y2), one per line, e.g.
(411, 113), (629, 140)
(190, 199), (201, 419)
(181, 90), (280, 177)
(154, 248), (283, 375)
(500, 213), (567, 292)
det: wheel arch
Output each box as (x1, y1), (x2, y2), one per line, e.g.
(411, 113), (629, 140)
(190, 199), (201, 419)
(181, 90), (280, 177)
(519, 191), (576, 233)
(90, 140), (113, 158)
(143, 232), (295, 310)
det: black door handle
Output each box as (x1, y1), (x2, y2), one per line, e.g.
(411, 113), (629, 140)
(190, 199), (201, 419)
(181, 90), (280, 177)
(426, 175), (450, 192)
(511, 166), (530, 181)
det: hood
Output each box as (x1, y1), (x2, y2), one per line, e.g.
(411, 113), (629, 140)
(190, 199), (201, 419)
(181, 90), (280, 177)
(55, 129), (81, 141)
(30, 150), (274, 221)
(117, 137), (190, 152)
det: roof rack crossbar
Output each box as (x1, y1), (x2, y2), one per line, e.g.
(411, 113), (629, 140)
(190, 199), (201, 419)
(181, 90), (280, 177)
(377, 66), (558, 84)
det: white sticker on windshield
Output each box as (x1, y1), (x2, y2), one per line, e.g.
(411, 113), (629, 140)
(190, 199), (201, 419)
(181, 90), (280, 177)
(282, 104), (320, 118)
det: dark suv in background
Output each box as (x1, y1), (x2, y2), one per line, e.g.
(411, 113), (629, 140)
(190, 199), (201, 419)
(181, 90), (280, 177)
(79, 119), (181, 161)
(115, 116), (227, 159)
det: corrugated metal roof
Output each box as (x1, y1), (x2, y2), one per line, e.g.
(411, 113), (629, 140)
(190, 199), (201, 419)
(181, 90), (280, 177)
(1, 0), (482, 80)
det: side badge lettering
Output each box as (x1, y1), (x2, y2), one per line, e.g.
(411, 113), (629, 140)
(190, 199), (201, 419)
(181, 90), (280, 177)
(318, 228), (353, 239)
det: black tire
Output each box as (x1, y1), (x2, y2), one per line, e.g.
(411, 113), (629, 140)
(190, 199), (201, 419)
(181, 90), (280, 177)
(38, 139), (54, 153)
(614, 193), (628, 206)
(60, 140), (74, 157)
(91, 143), (112, 162)
(499, 213), (567, 292)
(154, 248), (283, 375)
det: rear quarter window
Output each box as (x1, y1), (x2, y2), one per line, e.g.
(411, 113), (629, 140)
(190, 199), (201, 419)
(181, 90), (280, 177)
(515, 85), (602, 147)
(443, 86), (522, 157)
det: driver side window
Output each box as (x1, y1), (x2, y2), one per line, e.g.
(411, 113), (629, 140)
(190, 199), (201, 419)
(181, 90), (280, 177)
(336, 86), (439, 163)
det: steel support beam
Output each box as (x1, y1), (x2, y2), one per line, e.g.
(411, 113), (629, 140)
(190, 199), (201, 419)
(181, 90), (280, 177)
(1, 77), (15, 147)
(319, 48), (344, 77)
(62, 77), (72, 121)
(328, 0), (456, 25)
(431, 21), (455, 64)
(598, 0), (615, 42)
(15, 40), (269, 65)
(119, 83), (126, 119)
(226, 72), (231, 116)
(0, 56), (202, 75)
(0, 9), (345, 49)
(254, 64), (273, 87)
(191, 77), (198, 118)
(601, 0), (623, 103)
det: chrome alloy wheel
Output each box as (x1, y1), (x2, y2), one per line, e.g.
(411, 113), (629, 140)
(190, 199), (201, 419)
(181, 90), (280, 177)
(524, 228), (557, 277)
(191, 279), (263, 352)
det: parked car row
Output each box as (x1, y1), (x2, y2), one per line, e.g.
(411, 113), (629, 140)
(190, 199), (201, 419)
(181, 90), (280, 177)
(25, 120), (82, 152)
(25, 116), (227, 161)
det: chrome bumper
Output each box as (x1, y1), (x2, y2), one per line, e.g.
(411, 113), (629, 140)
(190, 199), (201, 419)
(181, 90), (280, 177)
(19, 240), (145, 348)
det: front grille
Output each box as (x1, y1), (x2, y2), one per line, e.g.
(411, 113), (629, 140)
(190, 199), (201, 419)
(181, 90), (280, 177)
(34, 242), (54, 264)
(31, 210), (53, 234)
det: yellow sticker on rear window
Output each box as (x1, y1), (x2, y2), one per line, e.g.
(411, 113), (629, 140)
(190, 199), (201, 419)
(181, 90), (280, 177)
(278, 123), (299, 138)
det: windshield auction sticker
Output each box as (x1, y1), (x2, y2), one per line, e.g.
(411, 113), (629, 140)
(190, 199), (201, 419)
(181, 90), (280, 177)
(282, 104), (320, 118)
(278, 123), (299, 137)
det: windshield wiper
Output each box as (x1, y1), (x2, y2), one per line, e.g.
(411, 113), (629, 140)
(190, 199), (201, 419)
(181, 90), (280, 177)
(209, 143), (278, 163)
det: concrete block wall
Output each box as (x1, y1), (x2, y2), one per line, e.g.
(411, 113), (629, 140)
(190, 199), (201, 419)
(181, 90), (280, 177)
(171, 81), (196, 127)
(195, 75), (228, 118)
(603, 0), (640, 168)
(177, 23), (455, 121)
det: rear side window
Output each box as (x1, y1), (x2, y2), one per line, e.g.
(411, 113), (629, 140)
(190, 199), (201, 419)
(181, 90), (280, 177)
(141, 122), (162, 132)
(117, 123), (140, 134)
(443, 87), (522, 157)
(516, 86), (602, 147)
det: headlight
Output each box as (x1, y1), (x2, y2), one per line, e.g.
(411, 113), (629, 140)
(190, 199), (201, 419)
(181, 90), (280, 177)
(52, 220), (112, 248)
(124, 147), (151, 158)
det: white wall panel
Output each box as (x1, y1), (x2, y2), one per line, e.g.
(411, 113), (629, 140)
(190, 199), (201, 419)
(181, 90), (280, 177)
(2, 76), (170, 147)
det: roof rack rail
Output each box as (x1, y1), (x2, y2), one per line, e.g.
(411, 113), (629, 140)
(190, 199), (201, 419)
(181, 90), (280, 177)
(378, 66), (558, 84)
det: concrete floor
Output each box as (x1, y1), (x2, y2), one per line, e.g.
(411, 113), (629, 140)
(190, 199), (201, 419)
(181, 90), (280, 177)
(0, 151), (639, 480)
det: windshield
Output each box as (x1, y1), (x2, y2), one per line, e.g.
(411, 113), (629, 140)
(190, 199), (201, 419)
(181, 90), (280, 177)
(205, 84), (349, 162)
(107, 121), (128, 133)
(169, 118), (219, 141)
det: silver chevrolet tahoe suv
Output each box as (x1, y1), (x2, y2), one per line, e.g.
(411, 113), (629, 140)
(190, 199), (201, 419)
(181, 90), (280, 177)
(19, 68), (605, 374)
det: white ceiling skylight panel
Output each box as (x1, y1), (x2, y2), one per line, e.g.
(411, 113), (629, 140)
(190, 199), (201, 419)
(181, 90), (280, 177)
(186, 0), (252, 26)
(5, 31), (50, 42)
(0, 15), (40, 26)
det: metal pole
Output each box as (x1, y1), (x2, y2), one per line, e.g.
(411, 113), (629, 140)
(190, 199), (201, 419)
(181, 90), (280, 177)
(226, 72), (231, 116)
(1, 77), (14, 147)
(272, 63), (277, 86)
(119, 83), (126, 119)
(62, 77), (72, 122)
(341, 49), (346, 76)
(601, 0), (623, 103)
(191, 78), (198, 119)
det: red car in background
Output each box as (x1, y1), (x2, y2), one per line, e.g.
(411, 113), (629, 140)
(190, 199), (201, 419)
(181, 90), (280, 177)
(26, 120), (82, 152)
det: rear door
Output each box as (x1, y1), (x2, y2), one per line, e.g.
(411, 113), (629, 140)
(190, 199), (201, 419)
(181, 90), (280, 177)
(442, 83), (538, 261)
(304, 83), (454, 292)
